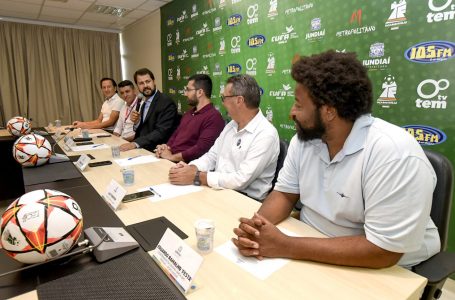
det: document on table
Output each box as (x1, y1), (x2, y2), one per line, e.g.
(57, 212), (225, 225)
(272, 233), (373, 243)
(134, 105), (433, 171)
(114, 155), (160, 167)
(70, 144), (109, 152)
(143, 183), (203, 202)
(215, 227), (298, 280)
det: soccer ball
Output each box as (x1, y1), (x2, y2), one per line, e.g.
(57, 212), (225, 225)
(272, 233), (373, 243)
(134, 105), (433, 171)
(0, 189), (83, 264)
(6, 116), (31, 137)
(12, 134), (52, 167)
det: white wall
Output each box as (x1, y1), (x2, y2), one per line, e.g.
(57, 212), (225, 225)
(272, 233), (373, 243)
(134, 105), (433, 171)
(120, 10), (162, 90)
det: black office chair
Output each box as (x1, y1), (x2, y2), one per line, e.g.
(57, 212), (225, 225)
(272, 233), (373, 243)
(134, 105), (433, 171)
(271, 139), (288, 190)
(413, 149), (455, 300)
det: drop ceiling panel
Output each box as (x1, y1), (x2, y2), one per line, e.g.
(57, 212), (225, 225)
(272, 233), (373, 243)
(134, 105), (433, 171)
(0, 0), (172, 31)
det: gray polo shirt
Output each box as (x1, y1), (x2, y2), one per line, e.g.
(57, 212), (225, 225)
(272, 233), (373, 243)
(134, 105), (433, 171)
(275, 114), (440, 268)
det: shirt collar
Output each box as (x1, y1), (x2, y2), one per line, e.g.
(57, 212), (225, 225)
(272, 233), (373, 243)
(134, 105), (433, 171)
(106, 93), (119, 102)
(342, 114), (374, 155)
(233, 109), (264, 134)
(192, 103), (214, 115)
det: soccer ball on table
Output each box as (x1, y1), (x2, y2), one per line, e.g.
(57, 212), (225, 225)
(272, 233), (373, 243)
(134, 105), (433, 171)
(6, 116), (31, 137)
(12, 133), (52, 167)
(0, 189), (83, 264)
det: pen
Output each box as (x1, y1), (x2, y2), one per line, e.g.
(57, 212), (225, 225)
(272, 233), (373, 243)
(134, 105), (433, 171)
(92, 144), (103, 148)
(128, 155), (141, 160)
(149, 187), (162, 197)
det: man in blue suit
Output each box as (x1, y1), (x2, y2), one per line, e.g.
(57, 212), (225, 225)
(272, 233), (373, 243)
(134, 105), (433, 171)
(120, 68), (178, 152)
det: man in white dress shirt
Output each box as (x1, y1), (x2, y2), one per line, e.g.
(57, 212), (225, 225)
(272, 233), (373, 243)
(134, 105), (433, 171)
(113, 80), (139, 141)
(72, 77), (124, 131)
(169, 74), (279, 201)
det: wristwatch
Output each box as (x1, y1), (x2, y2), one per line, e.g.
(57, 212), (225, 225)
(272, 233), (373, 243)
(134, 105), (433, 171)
(193, 170), (201, 186)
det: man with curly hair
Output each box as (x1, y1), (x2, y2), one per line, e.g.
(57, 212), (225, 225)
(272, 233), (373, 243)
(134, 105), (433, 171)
(233, 50), (440, 269)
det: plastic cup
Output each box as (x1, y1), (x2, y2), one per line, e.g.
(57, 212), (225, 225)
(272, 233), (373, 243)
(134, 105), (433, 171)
(55, 119), (62, 128)
(194, 219), (215, 254)
(82, 129), (90, 138)
(122, 167), (134, 186)
(111, 145), (120, 158)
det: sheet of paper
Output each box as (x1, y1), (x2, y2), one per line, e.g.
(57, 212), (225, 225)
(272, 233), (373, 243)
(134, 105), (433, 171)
(215, 227), (298, 280)
(70, 143), (109, 152)
(144, 183), (203, 202)
(75, 133), (111, 138)
(114, 155), (160, 167)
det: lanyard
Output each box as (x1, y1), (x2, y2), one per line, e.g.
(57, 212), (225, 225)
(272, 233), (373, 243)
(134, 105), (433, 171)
(124, 98), (138, 120)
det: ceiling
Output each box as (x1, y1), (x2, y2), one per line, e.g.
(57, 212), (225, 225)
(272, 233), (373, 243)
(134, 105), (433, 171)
(0, 0), (172, 32)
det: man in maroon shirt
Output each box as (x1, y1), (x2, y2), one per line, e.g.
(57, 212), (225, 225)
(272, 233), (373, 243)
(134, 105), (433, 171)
(155, 74), (225, 162)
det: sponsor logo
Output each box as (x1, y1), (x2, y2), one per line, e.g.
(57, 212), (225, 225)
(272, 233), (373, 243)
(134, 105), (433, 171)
(167, 17), (175, 26)
(177, 10), (188, 23)
(362, 42), (391, 70)
(246, 58), (257, 76)
(385, 0), (407, 30)
(175, 29), (180, 45)
(213, 63), (222, 76)
(405, 41), (455, 63)
(247, 34), (266, 48)
(183, 66), (192, 80)
(213, 16), (222, 32)
(265, 105), (273, 122)
(336, 9), (376, 37)
(196, 23), (210, 36)
(416, 79), (449, 109)
(166, 33), (172, 46)
(269, 84), (294, 100)
(197, 65), (210, 75)
(176, 66), (181, 80)
(268, 0), (278, 18)
(231, 36), (241, 54)
(219, 0), (226, 9)
(169, 87), (177, 95)
(182, 27), (194, 43)
(403, 125), (447, 145)
(280, 123), (296, 131)
(232, 0), (242, 4)
(266, 52), (275, 75)
(285, 2), (314, 15)
(272, 26), (299, 44)
(227, 63), (242, 75)
(191, 45), (199, 58)
(167, 68), (173, 80)
(282, 69), (291, 75)
(228, 14), (242, 26)
(427, 0), (455, 23)
(306, 18), (325, 41)
(219, 37), (226, 55)
(377, 75), (398, 107)
(247, 4), (259, 24)
(203, 42), (216, 58)
(178, 49), (189, 61)
(168, 53), (175, 62)
(191, 4), (199, 18)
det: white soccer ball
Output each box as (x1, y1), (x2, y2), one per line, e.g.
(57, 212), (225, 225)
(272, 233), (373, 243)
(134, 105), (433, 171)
(12, 134), (52, 167)
(0, 189), (83, 264)
(6, 116), (31, 137)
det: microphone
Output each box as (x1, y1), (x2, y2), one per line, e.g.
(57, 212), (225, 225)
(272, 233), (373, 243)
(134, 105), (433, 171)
(135, 93), (144, 112)
(48, 127), (75, 164)
(0, 233), (107, 278)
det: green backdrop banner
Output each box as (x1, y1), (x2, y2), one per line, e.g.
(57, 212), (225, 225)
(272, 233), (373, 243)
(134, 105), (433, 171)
(160, 0), (455, 252)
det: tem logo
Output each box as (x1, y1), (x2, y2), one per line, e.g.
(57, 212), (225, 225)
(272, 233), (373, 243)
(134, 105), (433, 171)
(403, 125), (447, 145)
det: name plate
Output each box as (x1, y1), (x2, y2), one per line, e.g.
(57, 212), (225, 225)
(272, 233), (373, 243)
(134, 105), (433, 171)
(152, 228), (203, 294)
(75, 154), (90, 171)
(103, 179), (126, 211)
(65, 137), (76, 150)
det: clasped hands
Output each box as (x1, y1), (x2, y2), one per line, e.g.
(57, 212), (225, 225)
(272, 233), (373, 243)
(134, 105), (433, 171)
(155, 144), (172, 159)
(232, 213), (287, 260)
(168, 162), (197, 185)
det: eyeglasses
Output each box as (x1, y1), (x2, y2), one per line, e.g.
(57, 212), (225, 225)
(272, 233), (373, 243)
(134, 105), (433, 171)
(184, 86), (198, 92)
(221, 95), (238, 102)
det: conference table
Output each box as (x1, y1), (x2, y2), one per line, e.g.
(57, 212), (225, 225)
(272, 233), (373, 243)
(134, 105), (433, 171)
(5, 128), (427, 300)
